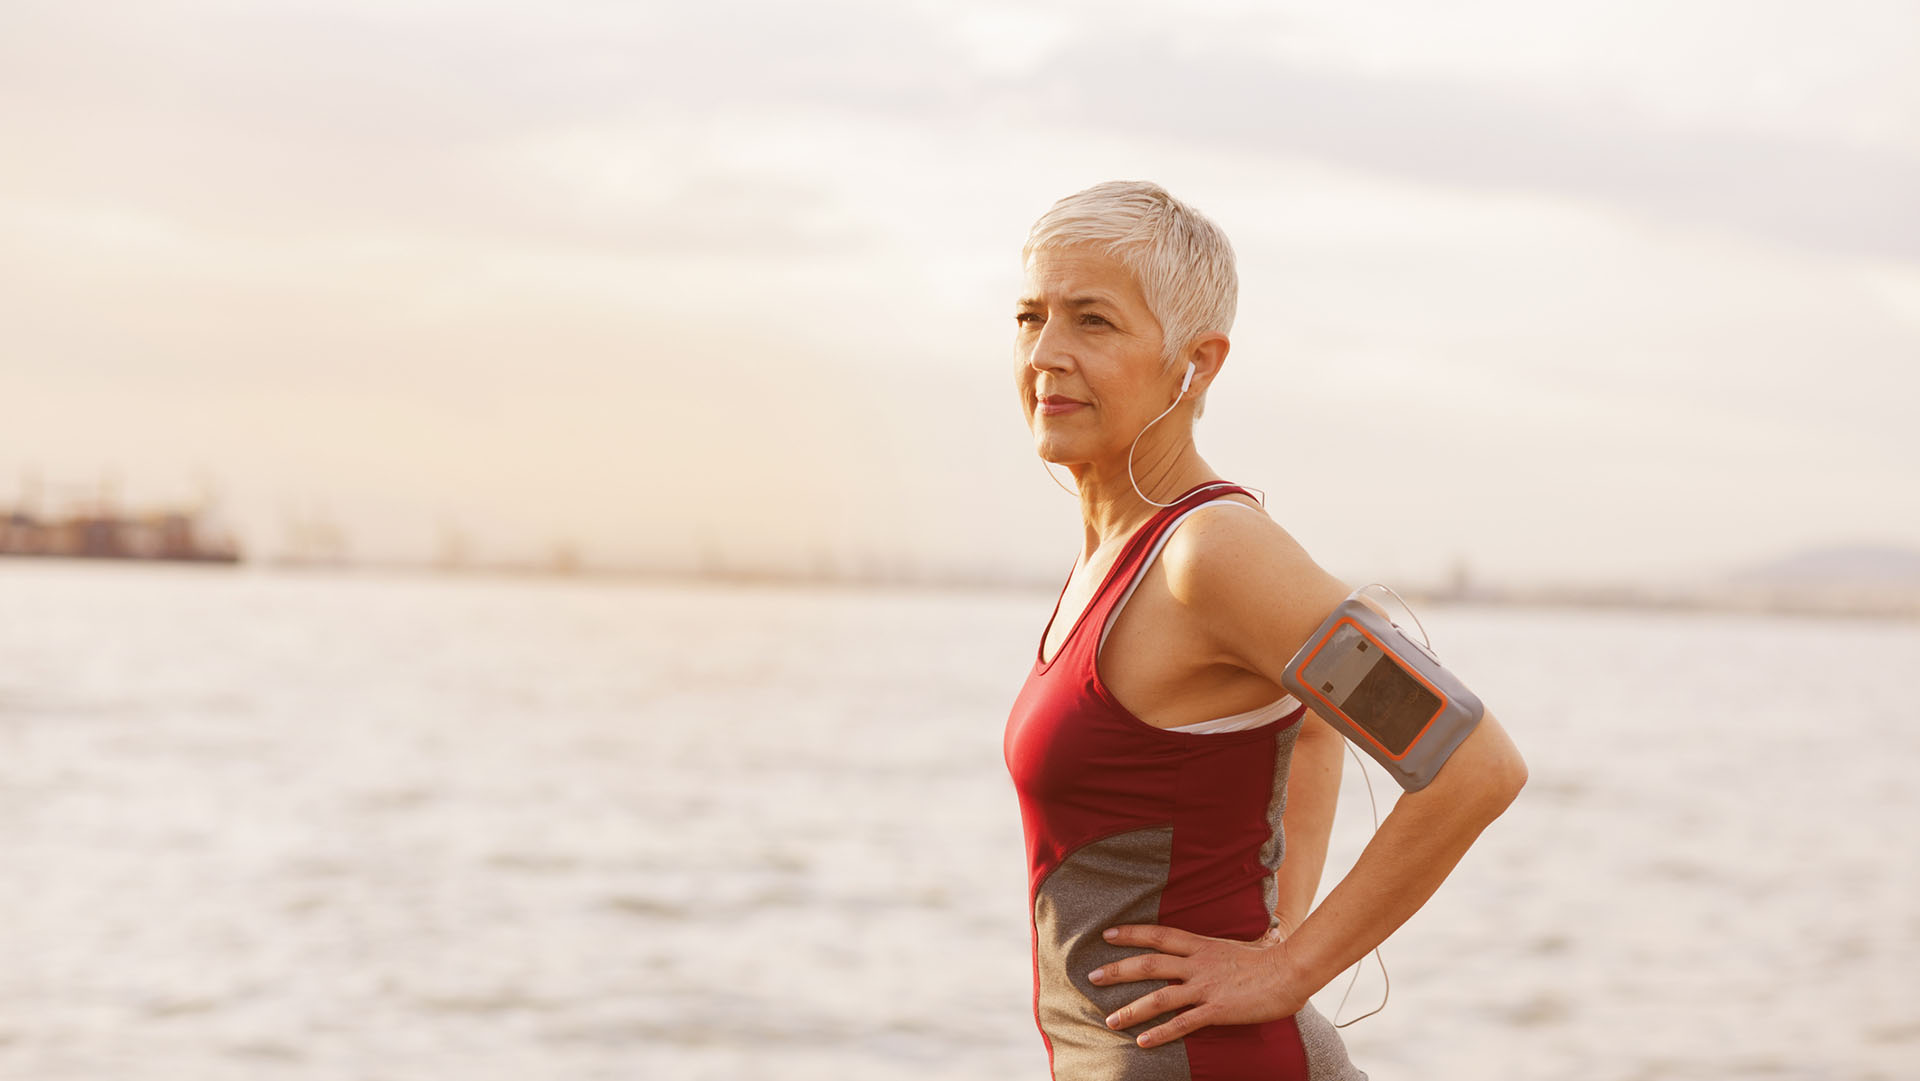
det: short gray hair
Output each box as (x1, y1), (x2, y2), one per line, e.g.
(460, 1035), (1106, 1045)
(1023, 181), (1238, 415)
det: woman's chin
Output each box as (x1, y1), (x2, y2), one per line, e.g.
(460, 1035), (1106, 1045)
(1032, 441), (1086, 468)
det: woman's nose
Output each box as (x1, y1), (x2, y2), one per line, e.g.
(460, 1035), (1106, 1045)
(1027, 320), (1072, 372)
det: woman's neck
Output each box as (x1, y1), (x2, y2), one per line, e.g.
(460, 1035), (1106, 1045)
(1068, 441), (1217, 561)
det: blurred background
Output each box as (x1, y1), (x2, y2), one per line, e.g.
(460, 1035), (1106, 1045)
(2, 2), (1915, 1079)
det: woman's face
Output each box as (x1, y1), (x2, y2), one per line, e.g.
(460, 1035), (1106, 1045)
(1015, 245), (1176, 468)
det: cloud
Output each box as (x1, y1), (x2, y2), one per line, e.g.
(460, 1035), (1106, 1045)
(3, 1), (1911, 264)
(1014, 39), (1920, 264)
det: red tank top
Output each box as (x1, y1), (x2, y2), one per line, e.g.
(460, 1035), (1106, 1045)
(1003, 481), (1364, 1080)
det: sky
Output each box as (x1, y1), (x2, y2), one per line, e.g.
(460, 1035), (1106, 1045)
(3, 0), (1917, 587)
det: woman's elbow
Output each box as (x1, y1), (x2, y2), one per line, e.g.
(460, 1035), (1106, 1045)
(1438, 753), (1524, 830)
(1487, 748), (1528, 811)
(1444, 736), (1527, 823)
(1467, 712), (1527, 815)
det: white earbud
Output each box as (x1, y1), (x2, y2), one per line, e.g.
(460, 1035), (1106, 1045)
(1180, 361), (1194, 395)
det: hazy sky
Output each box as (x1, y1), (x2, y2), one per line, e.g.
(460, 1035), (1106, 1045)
(4, 0), (1917, 585)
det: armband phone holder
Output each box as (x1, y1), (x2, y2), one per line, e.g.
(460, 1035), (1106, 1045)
(1280, 585), (1483, 792)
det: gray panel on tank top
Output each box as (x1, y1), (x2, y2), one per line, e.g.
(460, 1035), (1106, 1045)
(1297, 1001), (1370, 1079)
(1259, 721), (1301, 919)
(1033, 825), (1191, 1081)
(1261, 718), (1369, 1079)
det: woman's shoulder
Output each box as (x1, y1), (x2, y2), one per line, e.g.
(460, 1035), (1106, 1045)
(1159, 495), (1320, 592)
(1157, 495), (1352, 674)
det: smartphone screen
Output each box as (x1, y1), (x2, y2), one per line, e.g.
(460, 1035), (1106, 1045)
(1341, 652), (1440, 756)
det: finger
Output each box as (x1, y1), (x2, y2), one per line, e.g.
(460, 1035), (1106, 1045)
(1103, 924), (1201, 954)
(1088, 950), (1190, 987)
(1103, 983), (1200, 1032)
(1137, 1004), (1216, 1049)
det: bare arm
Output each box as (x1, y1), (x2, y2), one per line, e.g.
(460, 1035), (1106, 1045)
(1088, 506), (1528, 1047)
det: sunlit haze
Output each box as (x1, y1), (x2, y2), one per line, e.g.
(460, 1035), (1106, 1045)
(5, 0), (1917, 588)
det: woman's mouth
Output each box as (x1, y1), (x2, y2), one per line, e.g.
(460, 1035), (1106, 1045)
(1038, 395), (1087, 416)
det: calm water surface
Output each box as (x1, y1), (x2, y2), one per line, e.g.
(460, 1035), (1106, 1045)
(2, 562), (1914, 1080)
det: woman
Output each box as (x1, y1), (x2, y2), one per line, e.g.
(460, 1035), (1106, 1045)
(1003, 181), (1528, 1080)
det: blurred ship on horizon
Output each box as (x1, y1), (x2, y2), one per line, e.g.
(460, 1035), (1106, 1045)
(0, 471), (241, 565)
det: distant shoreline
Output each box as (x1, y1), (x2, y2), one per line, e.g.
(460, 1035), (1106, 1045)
(9, 553), (1916, 621)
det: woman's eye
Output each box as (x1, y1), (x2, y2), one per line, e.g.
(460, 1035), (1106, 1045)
(1080, 314), (1109, 327)
(1015, 312), (1042, 327)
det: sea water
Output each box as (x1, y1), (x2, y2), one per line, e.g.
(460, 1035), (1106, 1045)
(1, 562), (1914, 1080)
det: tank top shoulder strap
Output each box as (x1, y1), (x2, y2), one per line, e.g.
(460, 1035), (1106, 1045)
(1074, 480), (1257, 640)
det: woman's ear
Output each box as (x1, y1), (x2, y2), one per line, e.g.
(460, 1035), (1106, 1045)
(1184, 332), (1229, 398)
